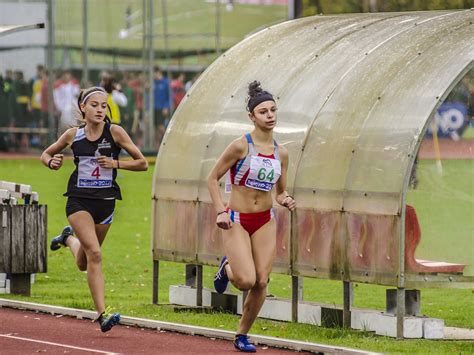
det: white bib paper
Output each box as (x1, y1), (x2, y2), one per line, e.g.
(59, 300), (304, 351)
(77, 156), (113, 188)
(245, 155), (281, 192)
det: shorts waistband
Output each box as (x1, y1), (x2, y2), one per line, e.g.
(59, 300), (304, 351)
(226, 208), (275, 222)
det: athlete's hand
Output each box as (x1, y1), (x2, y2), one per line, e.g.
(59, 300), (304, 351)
(282, 196), (296, 212)
(96, 156), (115, 169)
(49, 154), (64, 170)
(216, 212), (232, 230)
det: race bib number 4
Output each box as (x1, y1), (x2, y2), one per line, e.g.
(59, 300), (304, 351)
(77, 156), (113, 188)
(245, 155), (281, 192)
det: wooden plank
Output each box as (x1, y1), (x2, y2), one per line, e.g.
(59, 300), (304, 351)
(37, 205), (47, 272)
(0, 205), (11, 273)
(0, 181), (32, 194)
(11, 205), (25, 273)
(24, 205), (38, 273)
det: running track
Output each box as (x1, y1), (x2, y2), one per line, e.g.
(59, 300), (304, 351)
(0, 308), (311, 354)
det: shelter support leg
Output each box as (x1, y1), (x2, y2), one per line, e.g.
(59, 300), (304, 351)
(185, 264), (197, 287)
(396, 287), (405, 339)
(343, 281), (353, 328)
(196, 265), (203, 307)
(10, 274), (31, 296)
(185, 264), (203, 307)
(152, 260), (159, 304)
(291, 276), (303, 322)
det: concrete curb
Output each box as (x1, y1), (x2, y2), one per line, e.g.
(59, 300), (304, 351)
(0, 298), (378, 354)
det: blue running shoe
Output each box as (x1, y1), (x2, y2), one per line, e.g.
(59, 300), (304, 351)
(234, 334), (257, 352)
(50, 226), (74, 251)
(214, 256), (229, 294)
(98, 306), (121, 333)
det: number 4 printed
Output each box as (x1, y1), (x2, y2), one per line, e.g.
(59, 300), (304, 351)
(91, 167), (101, 179)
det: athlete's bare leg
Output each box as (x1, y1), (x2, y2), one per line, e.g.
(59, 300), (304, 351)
(237, 219), (276, 335)
(222, 223), (256, 291)
(66, 223), (110, 271)
(67, 211), (109, 314)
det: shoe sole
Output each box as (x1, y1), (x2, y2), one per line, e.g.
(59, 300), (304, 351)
(50, 227), (74, 251)
(234, 343), (256, 352)
(214, 257), (229, 294)
(101, 314), (121, 333)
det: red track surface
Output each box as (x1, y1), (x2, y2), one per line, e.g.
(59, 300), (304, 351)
(418, 138), (474, 159)
(0, 308), (309, 354)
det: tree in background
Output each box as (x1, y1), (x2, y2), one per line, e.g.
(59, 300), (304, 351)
(300, 0), (471, 16)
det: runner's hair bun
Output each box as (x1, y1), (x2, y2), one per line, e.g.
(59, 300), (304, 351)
(248, 80), (263, 98)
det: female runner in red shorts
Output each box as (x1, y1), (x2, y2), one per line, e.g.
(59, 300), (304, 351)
(208, 81), (296, 352)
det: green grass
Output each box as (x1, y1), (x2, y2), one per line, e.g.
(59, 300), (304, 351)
(57, 0), (287, 49)
(51, 0), (287, 66)
(0, 158), (473, 354)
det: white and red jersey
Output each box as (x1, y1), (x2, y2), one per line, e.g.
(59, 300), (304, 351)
(226, 133), (281, 193)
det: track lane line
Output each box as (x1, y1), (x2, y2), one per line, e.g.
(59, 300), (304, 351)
(0, 333), (119, 354)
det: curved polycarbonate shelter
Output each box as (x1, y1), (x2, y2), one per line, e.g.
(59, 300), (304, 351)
(152, 10), (473, 288)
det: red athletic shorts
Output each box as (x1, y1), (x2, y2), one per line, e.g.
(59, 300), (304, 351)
(227, 208), (275, 236)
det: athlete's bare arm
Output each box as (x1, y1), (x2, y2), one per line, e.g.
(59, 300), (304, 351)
(102, 125), (148, 171)
(275, 146), (296, 211)
(40, 128), (76, 170)
(207, 136), (247, 229)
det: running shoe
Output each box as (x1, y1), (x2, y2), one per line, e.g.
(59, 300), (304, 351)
(213, 256), (229, 294)
(98, 306), (121, 333)
(50, 226), (74, 251)
(234, 334), (257, 352)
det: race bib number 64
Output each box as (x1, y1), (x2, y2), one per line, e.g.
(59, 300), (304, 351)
(77, 156), (113, 188)
(245, 156), (281, 192)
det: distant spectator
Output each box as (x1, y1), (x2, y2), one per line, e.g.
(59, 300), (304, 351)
(153, 66), (170, 148)
(39, 69), (52, 147)
(119, 72), (136, 134)
(100, 71), (128, 126)
(12, 71), (31, 127)
(0, 74), (8, 127)
(0, 74), (7, 150)
(171, 73), (186, 110)
(1, 70), (16, 148)
(127, 72), (145, 147)
(3, 70), (15, 124)
(30, 65), (45, 147)
(30, 65), (44, 124)
(53, 70), (80, 134)
(40, 69), (52, 128)
(12, 71), (31, 149)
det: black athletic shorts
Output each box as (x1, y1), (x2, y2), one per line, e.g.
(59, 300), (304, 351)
(66, 196), (115, 225)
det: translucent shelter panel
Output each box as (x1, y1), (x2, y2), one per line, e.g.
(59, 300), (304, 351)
(152, 200), (197, 262)
(191, 15), (353, 199)
(406, 145), (474, 277)
(345, 12), (474, 214)
(294, 209), (344, 277)
(154, 82), (229, 201)
(273, 207), (291, 273)
(289, 12), (443, 210)
(191, 14), (409, 204)
(197, 203), (225, 266)
(293, 209), (400, 285)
